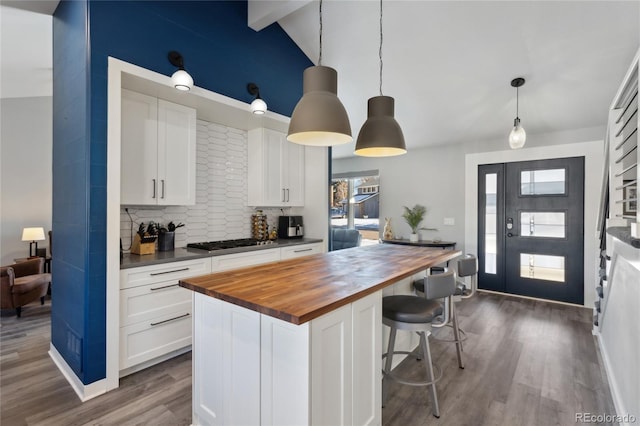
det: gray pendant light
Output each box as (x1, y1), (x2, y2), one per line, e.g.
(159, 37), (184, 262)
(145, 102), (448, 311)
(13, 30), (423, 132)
(287, 0), (352, 146)
(354, 0), (406, 157)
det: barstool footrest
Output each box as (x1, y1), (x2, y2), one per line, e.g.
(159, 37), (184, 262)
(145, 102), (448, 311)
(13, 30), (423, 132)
(382, 351), (442, 386)
(431, 325), (468, 343)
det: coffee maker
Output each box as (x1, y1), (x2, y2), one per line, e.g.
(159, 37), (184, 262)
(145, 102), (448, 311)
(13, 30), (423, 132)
(278, 216), (304, 239)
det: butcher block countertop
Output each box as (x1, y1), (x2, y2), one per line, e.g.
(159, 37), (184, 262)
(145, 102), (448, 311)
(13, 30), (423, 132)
(179, 244), (461, 325)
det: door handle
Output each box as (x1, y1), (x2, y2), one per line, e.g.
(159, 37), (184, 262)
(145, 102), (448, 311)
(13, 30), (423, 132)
(286, 188), (290, 202)
(152, 179), (156, 199)
(161, 179), (165, 199)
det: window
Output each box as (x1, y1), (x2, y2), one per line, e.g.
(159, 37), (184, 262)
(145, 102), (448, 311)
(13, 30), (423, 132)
(520, 169), (566, 195)
(519, 253), (565, 283)
(331, 173), (380, 249)
(520, 212), (566, 238)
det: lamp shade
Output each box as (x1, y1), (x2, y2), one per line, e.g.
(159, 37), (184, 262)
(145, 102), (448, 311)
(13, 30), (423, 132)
(171, 69), (193, 91)
(508, 118), (526, 149)
(22, 227), (45, 241)
(287, 66), (352, 146)
(355, 96), (407, 157)
(251, 97), (267, 115)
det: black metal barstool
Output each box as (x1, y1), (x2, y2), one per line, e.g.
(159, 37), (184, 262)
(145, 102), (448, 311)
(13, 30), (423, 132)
(413, 254), (478, 369)
(382, 271), (457, 418)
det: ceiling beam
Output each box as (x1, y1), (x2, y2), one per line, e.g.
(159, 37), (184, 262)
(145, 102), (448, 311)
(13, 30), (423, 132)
(248, 0), (312, 31)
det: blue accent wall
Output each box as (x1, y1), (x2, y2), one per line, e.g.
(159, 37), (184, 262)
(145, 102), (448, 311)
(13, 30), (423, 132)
(52, 0), (93, 379)
(52, 0), (312, 385)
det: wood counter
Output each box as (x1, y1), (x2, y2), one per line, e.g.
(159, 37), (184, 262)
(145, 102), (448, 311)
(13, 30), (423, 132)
(180, 244), (460, 324)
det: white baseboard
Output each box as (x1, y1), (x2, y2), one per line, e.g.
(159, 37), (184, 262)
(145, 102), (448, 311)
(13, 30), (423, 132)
(118, 346), (191, 378)
(595, 335), (630, 424)
(49, 343), (107, 402)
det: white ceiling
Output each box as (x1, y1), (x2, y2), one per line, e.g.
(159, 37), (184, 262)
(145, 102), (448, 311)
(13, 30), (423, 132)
(2, 1), (638, 160)
(0, 1), (56, 99)
(276, 1), (640, 158)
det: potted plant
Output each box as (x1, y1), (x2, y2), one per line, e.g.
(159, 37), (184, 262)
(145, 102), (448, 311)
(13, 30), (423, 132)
(402, 205), (436, 242)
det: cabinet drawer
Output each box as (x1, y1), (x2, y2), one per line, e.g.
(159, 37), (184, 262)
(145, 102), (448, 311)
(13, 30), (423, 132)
(120, 257), (212, 290)
(119, 310), (192, 370)
(280, 243), (324, 260)
(120, 283), (192, 326)
(213, 248), (280, 272)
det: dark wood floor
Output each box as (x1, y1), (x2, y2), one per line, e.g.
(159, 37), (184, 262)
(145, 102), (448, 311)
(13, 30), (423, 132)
(1, 292), (616, 425)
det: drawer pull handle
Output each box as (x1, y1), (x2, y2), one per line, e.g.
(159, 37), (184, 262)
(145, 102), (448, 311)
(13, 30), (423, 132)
(150, 283), (179, 291)
(294, 248), (313, 253)
(150, 313), (190, 327)
(149, 267), (189, 276)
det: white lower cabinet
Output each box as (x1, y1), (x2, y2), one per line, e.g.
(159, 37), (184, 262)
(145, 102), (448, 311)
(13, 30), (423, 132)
(280, 242), (323, 260)
(119, 258), (211, 375)
(192, 290), (381, 426)
(212, 248), (280, 272)
(193, 295), (261, 426)
(261, 316), (310, 426)
(119, 310), (192, 370)
(352, 292), (383, 426)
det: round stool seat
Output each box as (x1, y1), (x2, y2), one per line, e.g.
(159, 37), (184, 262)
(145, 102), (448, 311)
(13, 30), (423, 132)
(383, 295), (443, 324)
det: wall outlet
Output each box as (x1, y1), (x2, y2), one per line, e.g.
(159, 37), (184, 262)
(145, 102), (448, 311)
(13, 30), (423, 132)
(443, 217), (455, 226)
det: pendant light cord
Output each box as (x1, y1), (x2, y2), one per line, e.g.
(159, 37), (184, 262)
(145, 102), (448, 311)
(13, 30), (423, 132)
(516, 86), (519, 119)
(379, 0), (384, 96)
(318, 0), (323, 65)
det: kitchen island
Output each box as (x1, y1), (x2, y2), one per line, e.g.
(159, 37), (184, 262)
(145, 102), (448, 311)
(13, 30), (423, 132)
(180, 244), (460, 426)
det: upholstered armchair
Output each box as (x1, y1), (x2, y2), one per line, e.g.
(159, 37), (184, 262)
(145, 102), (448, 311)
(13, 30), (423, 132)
(331, 228), (362, 250)
(0, 258), (50, 317)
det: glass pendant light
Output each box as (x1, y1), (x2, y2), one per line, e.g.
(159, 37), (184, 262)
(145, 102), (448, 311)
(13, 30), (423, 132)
(355, 0), (406, 157)
(509, 77), (526, 149)
(247, 83), (267, 115)
(287, 0), (352, 146)
(168, 51), (193, 91)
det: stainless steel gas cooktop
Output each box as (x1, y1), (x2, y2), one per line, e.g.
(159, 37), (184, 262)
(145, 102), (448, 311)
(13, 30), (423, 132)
(186, 238), (274, 252)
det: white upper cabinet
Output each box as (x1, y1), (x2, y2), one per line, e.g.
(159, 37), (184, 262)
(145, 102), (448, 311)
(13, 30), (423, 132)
(247, 128), (305, 207)
(121, 89), (196, 206)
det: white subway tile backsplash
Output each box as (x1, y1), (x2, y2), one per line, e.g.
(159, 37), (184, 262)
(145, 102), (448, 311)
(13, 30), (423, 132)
(121, 119), (282, 249)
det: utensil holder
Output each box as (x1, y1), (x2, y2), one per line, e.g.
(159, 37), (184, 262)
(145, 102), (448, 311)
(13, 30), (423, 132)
(158, 231), (175, 251)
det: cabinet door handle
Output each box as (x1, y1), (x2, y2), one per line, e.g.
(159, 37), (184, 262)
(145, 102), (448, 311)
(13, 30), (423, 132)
(149, 267), (189, 276)
(152, 179), (157, 199)
(161, 180), (165, 199)
(294, 248), (313, 253)
(150, 313), (190, 327)
(150, 283), (179, 291)
(282, 188), (286, 202)
(286, 188), (290, 202)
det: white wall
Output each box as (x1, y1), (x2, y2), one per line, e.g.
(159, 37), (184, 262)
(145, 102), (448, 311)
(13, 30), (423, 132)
(0, 96), (52, 265)
(599, 237), (640, 424)
(333, 126), (605, 307)
(301, 146), (329, 249)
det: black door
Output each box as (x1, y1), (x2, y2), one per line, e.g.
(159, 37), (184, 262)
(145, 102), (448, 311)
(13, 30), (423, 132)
(478, 157), (585, 304)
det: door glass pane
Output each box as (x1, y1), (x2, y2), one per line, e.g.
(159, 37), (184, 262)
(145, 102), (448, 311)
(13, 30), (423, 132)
(520, 212), (565, 238)
(331, 175), (380, 250)
(520, 169), (566, 195)
(519, 254), (565, 283)
(485, 173), (497, 274)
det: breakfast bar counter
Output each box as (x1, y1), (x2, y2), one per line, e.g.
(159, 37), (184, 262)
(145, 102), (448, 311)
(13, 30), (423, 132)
(180, 244), (459, 324)
(179, 244), (461, 426)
